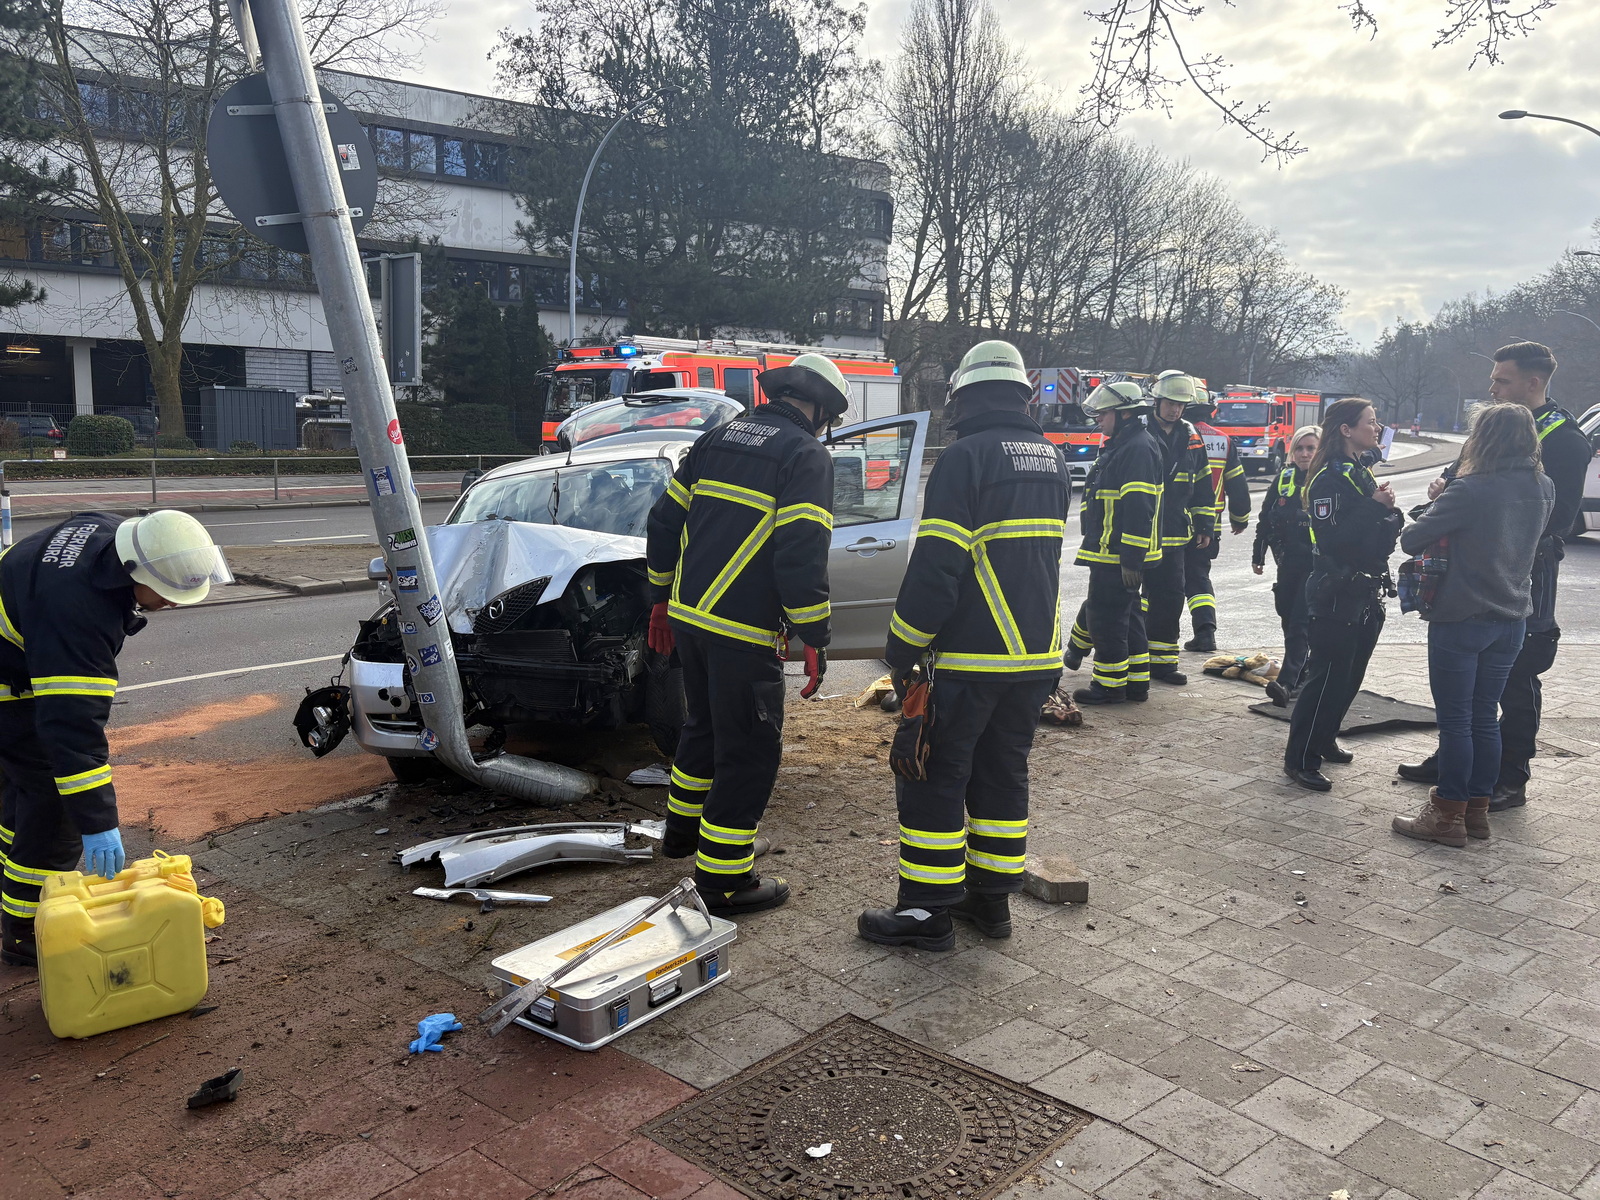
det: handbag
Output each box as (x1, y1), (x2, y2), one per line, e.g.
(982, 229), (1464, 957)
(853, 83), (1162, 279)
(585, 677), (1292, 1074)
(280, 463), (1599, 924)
(1397, 536), (1449, 615)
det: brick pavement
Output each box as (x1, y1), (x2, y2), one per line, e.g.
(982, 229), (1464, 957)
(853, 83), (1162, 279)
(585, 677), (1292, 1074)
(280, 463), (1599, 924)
(5, 641), (1600, 1198)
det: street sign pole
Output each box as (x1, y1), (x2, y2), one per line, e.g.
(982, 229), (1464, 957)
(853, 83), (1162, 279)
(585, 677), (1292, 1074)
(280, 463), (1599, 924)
(237, 0), (592, 803)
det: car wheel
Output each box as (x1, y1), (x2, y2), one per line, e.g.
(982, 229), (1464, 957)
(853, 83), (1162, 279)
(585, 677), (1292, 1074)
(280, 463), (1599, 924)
(644, 650), (686, 757)
(387, 755), (445, 784)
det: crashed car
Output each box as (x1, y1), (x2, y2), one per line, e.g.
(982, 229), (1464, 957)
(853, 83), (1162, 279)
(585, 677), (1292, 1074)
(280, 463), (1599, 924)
(343, 407), (930, 782)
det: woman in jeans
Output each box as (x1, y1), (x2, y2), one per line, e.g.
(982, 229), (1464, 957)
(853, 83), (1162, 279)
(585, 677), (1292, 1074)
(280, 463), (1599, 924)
(1393, 403), (1553, 847)
(1253, 426), (1319, 705)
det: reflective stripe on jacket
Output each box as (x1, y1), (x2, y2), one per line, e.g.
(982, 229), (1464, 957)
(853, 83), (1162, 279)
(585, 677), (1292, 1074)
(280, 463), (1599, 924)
(645, 402), (833, 651)
(885, 409), (1068, 679)
(1153, 420), (1212, 548)
(1075, 418), (1164, 569)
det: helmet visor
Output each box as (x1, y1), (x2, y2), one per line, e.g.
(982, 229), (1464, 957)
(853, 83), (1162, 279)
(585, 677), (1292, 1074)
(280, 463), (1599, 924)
(135, 541), (234, 603)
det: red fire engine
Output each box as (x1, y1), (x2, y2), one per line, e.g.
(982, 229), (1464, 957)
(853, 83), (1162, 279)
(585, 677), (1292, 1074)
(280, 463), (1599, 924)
(537, 336), (900, 446)
(1027, 367), (1157, 478)
(1213, 388), (1325, 475)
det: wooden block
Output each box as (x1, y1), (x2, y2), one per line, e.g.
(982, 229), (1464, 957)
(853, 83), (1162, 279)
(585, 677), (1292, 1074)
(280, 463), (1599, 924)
(1023, 854), (1089, 904)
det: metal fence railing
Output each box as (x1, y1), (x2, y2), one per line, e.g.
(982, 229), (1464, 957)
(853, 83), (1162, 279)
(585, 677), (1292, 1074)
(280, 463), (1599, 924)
(0, 452), (537, 546)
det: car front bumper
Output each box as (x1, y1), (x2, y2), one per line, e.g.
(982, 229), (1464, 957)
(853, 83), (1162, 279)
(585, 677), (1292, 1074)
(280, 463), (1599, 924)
(348, 654), (428, 757)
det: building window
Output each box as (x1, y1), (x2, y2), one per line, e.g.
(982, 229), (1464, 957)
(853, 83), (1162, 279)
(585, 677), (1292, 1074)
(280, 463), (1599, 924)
(469, 142), (505, 182)
(372, 127), (406, 169)
(406, 130), (437, 173)
(77, 82), (111, 126)
(440, 138), (467, 177)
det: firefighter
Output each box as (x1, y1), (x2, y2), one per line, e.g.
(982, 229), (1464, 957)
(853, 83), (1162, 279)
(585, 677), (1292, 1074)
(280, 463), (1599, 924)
(1, 510), (230, 967)
(1064, 381), (1165, 704)
(1253, 426), (1320, 705)
(1183, 388), (1253, 652)
(1395, 341), (1589, 810)
(645, 353), (844, 916)
(1284, 398), (1402, 791)
(1142, 372), (1211, 685)
(857, 340), (1068, 951)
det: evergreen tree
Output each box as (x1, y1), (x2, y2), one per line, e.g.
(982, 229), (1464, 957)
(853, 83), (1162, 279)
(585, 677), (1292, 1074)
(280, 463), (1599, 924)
(503, 298), (557, 446)
(0, 0), (70, 307)
(426, 280), (512, 405)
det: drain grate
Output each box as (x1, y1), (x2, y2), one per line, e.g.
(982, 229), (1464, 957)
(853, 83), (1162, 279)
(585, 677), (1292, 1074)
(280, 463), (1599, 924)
(642, 1015), (1090, 1200)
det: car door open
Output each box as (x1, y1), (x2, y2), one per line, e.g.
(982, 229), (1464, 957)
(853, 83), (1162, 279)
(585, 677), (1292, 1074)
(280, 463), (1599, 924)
(822, 410), (930, 658)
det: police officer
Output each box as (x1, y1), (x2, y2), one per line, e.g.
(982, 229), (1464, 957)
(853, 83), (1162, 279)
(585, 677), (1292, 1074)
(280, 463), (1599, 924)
(1140, 372), (1210, 685)
(1183, 388), (1253, 652)
(1284, 398), (1402, 791)
(1396, 342), (1589, 810)
(857, 341), (1068, 951)
(645, 353), (845, 916)
(1253, 426), (1320, 705)
(1064, 381), (1165, 704)
(1, 510), (230, 967)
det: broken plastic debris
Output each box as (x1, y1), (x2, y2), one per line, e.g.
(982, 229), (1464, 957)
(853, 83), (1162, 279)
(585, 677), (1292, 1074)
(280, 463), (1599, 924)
(806, 1143), (833, 1158)
(1230, 1063), (1264, 1072)
(397, 821), (663, 887)
(1291, 870), (1306, 876)
(1329, 1191), (1351, 1200)
(626, 763), (672, 787)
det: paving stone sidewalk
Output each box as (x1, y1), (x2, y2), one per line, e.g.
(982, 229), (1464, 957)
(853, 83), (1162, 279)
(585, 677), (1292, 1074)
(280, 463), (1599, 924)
(5, 642), (1600, 1199)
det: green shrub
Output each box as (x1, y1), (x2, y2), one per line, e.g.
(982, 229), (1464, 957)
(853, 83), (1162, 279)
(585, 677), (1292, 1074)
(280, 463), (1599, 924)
(229, 440), (260, 455)
(394, 401), (446, 454)
(156, 431), (196, 450)
(66, 414), (136, 456)
(439, 404), (519, 454)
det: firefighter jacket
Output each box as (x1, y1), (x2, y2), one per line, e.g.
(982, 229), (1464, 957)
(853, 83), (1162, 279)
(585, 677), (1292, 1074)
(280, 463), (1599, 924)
(1193, 420), (1253, 530)
(1253, 465), (1313, 572)
(1153, 419), (1212, 548)
(1306, 452), (1402, 580)
(884, 408), (1068, 680)
(646, 401), (833, 652)
(1074, 416), (1164, 571)
(0, 514), (144, 836)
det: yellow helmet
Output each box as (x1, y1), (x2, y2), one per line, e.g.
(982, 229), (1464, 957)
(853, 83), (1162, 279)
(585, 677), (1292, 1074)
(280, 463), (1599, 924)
(948, 339), (1030, 403)
(115, 510), (231, 605)
(1150, 371), (1197, 404)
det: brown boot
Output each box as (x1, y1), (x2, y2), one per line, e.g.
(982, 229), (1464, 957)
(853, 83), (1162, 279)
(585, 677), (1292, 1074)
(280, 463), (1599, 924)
(1392, 788), (1468, 848)
(1465, 796), (1491, 841)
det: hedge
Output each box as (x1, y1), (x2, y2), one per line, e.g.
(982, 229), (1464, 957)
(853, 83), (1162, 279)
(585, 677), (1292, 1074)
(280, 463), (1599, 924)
(66, 414), (136, 456)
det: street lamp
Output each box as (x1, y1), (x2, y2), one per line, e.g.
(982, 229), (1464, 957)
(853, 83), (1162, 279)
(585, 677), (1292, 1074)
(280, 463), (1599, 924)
(1556, 309), (1600, 335)
(1500, 109), (1600, 139)
(568, 97), (660, 344)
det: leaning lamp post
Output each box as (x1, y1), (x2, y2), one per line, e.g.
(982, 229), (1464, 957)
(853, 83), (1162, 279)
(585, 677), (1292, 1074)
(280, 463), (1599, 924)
(567, 99), (655, 344)
(1500, 109), (1600, 139)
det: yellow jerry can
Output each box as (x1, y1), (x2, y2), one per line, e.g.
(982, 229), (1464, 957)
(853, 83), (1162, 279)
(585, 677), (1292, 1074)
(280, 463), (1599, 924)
(35, 850), (226, 1039)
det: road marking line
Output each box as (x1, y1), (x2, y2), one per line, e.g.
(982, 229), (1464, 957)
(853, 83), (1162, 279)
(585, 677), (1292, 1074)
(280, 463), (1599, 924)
(120, 654), (344, 692)
(204, 518), (329, 527)
(273, 534), (376, 543)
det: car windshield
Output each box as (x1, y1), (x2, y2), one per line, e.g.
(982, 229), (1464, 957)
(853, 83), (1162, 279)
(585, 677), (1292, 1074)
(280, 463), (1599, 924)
(450, 458), (674, 539)
(1212, 401), (1269, 428)
(1036, 402), (1091, 433)
(566, 394), (741, 447)
(548, 368), (634, 417)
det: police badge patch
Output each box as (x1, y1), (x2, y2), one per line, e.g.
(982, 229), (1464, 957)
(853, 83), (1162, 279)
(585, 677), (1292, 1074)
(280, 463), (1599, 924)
(1313, 497), (1334, 521)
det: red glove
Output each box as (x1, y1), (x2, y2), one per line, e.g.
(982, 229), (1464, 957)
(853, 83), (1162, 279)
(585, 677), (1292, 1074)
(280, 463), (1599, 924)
(647, 601), (674, 656)
(800, 646), (827, 699)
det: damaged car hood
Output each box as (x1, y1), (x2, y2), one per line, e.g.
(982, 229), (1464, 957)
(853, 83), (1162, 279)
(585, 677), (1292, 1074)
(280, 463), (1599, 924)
(422, 521), (645, 635)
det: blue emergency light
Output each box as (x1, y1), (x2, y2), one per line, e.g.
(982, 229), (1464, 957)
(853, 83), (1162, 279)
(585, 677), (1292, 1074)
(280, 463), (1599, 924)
(616, 343), (640, 357)
(1044, 384), (1055, 392)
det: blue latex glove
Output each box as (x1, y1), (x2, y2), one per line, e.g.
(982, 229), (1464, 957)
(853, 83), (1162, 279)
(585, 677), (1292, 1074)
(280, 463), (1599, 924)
(81, 828), (125, 879)
(408, 1012), (463, 1054)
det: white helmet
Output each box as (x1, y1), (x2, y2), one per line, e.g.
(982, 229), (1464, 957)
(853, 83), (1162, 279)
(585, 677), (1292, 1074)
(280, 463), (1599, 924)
(948, 339), (1031, 403)
(1083, 380), (1150, 415)
(758, 352), (851, 422)
(1150, 371), (1197, 404)
(115, 510), (232, 605)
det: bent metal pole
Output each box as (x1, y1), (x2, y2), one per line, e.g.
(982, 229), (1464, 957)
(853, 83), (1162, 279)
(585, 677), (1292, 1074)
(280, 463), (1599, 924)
(240, 0), (594, 804)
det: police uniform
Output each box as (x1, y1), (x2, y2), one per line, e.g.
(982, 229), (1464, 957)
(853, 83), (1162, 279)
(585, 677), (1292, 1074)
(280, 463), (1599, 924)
(1068, 418), (1165, 697)
(645, 401), (832, 894)
(1253, 465), (1315, 692)
(1141, 419), (1210, 677)
(1498, 402), (1590, 794)
(1284, 455), (1402, 776)
(1185, 420), (1252, 638)
(882, 407), (1068, 909)
(1, 514), (141, 930)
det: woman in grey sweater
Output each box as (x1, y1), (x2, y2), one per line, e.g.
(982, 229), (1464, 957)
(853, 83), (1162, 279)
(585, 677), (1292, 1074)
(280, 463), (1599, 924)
(1394, 403), (1554, 847)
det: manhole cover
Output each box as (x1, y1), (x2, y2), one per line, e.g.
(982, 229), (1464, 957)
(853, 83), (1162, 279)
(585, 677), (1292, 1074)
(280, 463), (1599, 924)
(642, 1015), (1090, 1200)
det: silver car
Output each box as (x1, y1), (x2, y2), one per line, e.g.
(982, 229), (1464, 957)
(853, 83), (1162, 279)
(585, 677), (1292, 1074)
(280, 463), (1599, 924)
(346, 409), (931, 781)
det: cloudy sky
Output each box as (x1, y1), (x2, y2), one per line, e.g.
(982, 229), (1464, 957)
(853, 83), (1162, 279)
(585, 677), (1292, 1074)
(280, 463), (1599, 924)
(406, 1), (1600, 345)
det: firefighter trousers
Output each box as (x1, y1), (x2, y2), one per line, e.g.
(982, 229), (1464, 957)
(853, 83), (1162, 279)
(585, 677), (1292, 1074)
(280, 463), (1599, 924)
(664, 629), (784, 893)
(1284, 606), (1384, 773)
(895, 676), (1056, 909)
(1184, 539), (1219, 634)
(0, 700), (84, 926)
(1143, 549), (1186, 675)
(1069, 564), (1148, 692)
(1498, 627), (1560, 790)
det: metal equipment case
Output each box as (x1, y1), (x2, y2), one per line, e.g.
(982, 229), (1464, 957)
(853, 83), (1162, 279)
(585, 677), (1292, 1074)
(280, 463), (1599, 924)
(488, 892), (737, 1051)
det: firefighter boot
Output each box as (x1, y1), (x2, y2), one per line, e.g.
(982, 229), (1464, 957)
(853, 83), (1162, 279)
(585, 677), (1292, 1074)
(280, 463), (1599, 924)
(1126, 683), (1150, 703)
(1183, 630), (1216, 653)
(1150, 669), (1188, 686)
(857, 906), (956, 952)
(949, 891), (1011, 939)
(1063, 646), (1084, 671)
(1392, 789), (1468, 849)
(1466, 796), (1491, 841)
(1397, 754), (1439, 784)
(1, 914), (36, 969)
(699, 876), (790, 916)
(1072, 683), (1124, 706)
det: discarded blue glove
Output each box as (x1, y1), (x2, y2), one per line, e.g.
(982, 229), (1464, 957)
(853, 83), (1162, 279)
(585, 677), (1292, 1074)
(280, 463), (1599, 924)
(81, 828), (126, 879)
(408, 1012), (463, 1054)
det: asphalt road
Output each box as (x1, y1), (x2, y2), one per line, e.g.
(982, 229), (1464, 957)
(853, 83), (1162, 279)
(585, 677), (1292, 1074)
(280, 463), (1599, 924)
(10, 499), (458, 547)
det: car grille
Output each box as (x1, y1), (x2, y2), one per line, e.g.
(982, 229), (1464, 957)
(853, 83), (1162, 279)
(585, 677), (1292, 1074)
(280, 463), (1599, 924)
(367, 713), (424, 733)
(472, 577), (552, 635)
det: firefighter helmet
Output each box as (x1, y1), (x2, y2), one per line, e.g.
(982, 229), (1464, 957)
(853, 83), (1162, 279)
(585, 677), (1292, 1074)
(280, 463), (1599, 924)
(758, 352), (852, 423)
(1186, 386), (1218, 419)
(115, 510), (232, 605)
(947, 339), (1031, 404)
(1083, 380), (1150, 414)
(1150, 371), (1198, 405)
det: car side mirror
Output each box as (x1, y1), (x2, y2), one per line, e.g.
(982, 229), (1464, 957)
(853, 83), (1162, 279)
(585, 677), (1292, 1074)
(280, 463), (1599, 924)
(368, 557), (388, 583)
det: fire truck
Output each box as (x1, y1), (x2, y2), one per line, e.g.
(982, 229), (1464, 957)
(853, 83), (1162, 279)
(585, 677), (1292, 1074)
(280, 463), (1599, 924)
(1027, 367), (1154, 479)
(1212, 388), (1325, 475)
(536, 336), (900, 447)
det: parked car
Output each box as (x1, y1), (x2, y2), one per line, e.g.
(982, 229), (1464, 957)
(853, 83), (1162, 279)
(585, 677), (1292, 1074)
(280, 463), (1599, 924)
(1570, 404), (1600, 538)
(343, 410), (930, 781)
(101, 407), (160, 444)
(3, 413), (66, 445)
